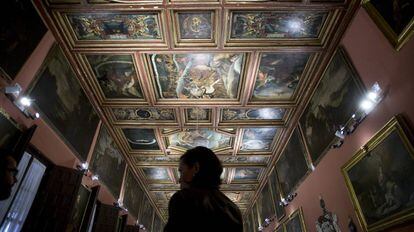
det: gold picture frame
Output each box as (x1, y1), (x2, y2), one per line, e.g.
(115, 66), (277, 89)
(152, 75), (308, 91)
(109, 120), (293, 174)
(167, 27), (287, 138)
(342, 115), (414, 231)
(363, 0), (414, 51)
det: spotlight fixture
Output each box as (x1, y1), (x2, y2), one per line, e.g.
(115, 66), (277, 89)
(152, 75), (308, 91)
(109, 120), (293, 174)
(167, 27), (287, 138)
(258, 226), (264, 231)
(76, 162), (89, 174)
(278, 193), (298, 207)
(18, 96), (33, 107)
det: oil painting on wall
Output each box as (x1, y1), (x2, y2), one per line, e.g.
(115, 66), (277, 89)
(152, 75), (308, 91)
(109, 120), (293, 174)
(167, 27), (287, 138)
(67, 13), (162, 41)
(86, 54), (143, 99)
(167, 129), (232, 151)
(112, 107), (175, 121)
(269, 168), (285, 220)
(149, 53), (245, 99)
(276, 128), (309, 197)
(233, 167), (261, 182)
(0, 109), (22, 151)
(142, 167), (172, 183)
(363, 0), (413, 50)
(176, 11), (213, 40)
(90, 126), (126, 198)
(285, 209), (306, 232)
(68, 185), (91, 231)
(1, 0), (47, 80)
(252, 53), (311, 101)
(122, 128), (160, 150)
(240, 128), (278, 151)
(257, 181), (276, 221)
(300, 48), (364, 164)
(123, 169), (144, 218)
(221, 108), (286, 121)
(140, 196), (154, 231)
(230, 11), (327, 39)
(342, 116), (414, 231)
(29, 44), (99, 161)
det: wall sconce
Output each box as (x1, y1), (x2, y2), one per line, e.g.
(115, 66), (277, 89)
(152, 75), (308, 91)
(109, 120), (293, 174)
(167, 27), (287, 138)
(2, 83), (40, 119)
(76, 161), (89, 175)
(278, 193), (298, 207)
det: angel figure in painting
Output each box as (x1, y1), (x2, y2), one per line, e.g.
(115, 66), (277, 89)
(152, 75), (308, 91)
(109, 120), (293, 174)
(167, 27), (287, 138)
(316, 196), (341, 232)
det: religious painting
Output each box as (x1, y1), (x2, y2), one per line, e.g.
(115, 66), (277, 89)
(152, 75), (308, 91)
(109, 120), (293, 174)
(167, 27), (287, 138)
(0, 0), (47, 80)
(175, 11), (214, 40)
(167, 129), (232, 151)
(123, 169), (144, 218)
(68, 185), (91, 231)
(152, 215), (163, 232)
(220, 184), (257, 191)
(285, 208), (307, 232)
(221, 107), (286, 122)
(257, 180), (276, 221)
(276, 128), (309, 197)
(300, 48), (364, 164)
(66, 12), (162, 41)
(229, 11), (327, 39)
(240, 128), (278, 151)
(220, 155), (269, 165)
(342, 115), (414, 232)
(85, 54), (144, 99)
(142, 167), (172, 183)
(269, 168), (285, 220)
(122, 128), (160, 150)
(112, 107), (175, 122)
(134, 156), (178, 165)
(28, 44), (99, 161)
(185, 108), (211, 122)
(90, 126), (126, 198)
(363, 0), (413, 50)
(148, 53), (245, 100)
(139, 196), (154, 231)
(0, 108), (22, 151)
(233, 167), (261, 182)
(252, 53), (311, 101)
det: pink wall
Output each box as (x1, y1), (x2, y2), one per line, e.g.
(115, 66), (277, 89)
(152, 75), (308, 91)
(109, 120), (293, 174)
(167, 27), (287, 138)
(264, 7), (414, 232)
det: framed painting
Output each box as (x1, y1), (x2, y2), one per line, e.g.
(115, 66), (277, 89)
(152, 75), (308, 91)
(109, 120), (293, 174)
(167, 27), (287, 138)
(142, 167), (173, 183)
(285, 208), (307, 232)
(28, 44), (99, 161)
(276, 128), (310, 197)
(240, 128), (278, 152)
(226, 10), (329, 46)
(185, 108), (212, 125)
(299, 47), (365, 164)
(0, 0), (47, 81)
(244, 212), (253, 232)
(166, 129), (233, 152)
(363, 0), (413, 50)
(111, 107), (176, 123)
(146, 52), (246, 102)
(252, 202), (260, 230)
(172, 10), (217, 47)
(342, 115), (414, 232)
(220, 107), (287, 124)
(251, 53), (312, 102)
(90, 125), (126, 198)
(232, 167), (262, 182)
(123, 169), (144, 218)
(152, 215), (163, 232)
(122, 128), (160, 151)
(84, 54), (144, 100)
(139, 195), (154, 231)
(68, 185), (91, 231)
(257, 180), (276, 221)
(269, 168), (285, 220)
(0, 108), (22, 151)
(276, 224), (286, 232)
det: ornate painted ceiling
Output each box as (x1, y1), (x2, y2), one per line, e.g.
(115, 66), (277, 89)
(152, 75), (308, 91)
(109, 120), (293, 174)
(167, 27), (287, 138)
(33, 0), (360, 222)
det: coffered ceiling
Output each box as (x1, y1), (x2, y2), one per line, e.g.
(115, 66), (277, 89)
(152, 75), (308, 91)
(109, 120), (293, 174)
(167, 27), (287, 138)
(33, 0), (360, 222)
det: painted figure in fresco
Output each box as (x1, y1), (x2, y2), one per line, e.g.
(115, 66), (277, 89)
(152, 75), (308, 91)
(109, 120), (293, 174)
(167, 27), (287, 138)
(373, 166), (403, 217)
(188, 108), (208, 121)
(181, 14), (211, 39)
(315, 196), (341, 232)
(241, 128), (277, 151)
(170, 129), (230, 150)
(164, 146), (243, 232)
(113, 108), (174, 121)
(152, 53), (243, 99)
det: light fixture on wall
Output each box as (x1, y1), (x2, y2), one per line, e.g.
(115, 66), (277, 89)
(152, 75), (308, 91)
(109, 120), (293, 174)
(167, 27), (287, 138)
(91, 174), (99, 181)
(278, 193), (298, 207)
(76, 161), (89, 175)
(2, 83), (40, 119)
(332, 82), (384, 149)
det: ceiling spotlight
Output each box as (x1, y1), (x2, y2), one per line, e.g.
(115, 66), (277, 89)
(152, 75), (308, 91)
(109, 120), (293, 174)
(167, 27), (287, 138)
(19, 96), (33, 107)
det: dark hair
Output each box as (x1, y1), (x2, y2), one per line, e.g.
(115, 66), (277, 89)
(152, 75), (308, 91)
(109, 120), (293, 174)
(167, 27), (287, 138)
(180, 146), (223, 189)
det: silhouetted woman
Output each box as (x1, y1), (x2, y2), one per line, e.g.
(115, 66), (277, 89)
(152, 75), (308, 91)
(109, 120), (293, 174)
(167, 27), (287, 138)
(164, 146), (243, 232)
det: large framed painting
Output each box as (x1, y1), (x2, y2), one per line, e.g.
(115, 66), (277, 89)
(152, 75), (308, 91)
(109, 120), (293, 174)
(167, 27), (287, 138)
(146, 52), (246, 102)
(251, 53), (312, 102)
(363, 0), (413, 50)
(342, 115), (414, 232)
(84, 54), (144, 101)
(299, 47), (365, 164)
(122, 128), (160, 151)
(268, 168), (285, 220)
(285, 208), (307, 232)
(123, 169), (144, 218)
(257, 180), (276, 221)
(139, 196), (154, 231)
(0, 108), (22, 151)
(67, 185), (91, 231)
(0, 0), (47, 81)
(240, 127), (278, 152)
(90, 125), (126, 198)
(166, 129), (233, 152)
(28, 44), (99, 161)
(172, 10), (217, 47)
(276, 128), (310, 197)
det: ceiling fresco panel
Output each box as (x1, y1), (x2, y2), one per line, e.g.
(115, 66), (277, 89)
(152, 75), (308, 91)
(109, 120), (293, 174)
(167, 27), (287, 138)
(240, 127), (279, 152)
(111, 107), (176, 123)
(184, 108), (212, 125)
(232, 167), (263, 182)
(122, 128), (161, 150)
(220, 107), (287, 124)
(146, 53), (246, 102)
(142, 167), (173, 183)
